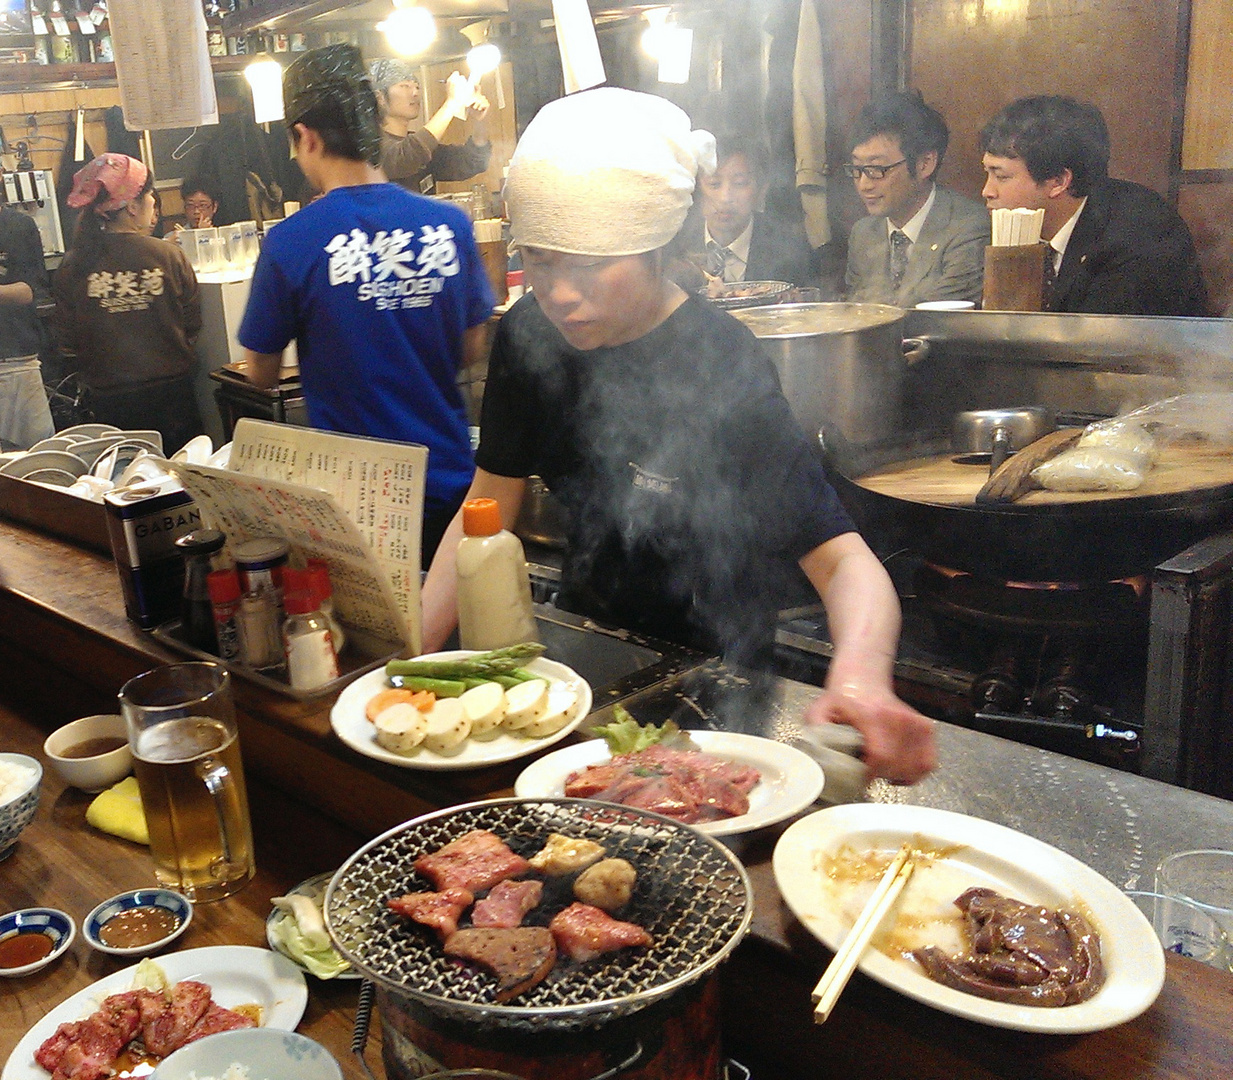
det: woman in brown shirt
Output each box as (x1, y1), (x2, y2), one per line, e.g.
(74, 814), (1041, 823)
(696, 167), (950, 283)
(53, 154), (203, 453)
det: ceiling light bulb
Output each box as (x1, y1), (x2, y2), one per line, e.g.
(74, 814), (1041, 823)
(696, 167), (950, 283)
(244, 58), (285, 124)
(378, 6), (436, 56)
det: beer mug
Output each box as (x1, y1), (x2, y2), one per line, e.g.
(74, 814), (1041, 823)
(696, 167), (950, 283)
(119, 662), (256, 902)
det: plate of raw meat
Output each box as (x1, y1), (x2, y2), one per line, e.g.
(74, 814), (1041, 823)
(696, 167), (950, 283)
(773, 804), (1165, 1033)
(3, 946), (307, 1080)
(514, 731), (824, 836)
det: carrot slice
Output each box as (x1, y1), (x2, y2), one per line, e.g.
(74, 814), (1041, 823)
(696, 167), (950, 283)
(366, 687), (416, 724)
(408, 690), (436, 711)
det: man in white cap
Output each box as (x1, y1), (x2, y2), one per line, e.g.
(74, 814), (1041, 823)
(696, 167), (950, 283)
(420, 88), (936, 785)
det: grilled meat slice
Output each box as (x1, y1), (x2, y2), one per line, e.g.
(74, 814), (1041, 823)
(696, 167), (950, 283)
(183, 1000), (258, 1043)
(443, 926), (557, 1002)
(141, 979), (213, 1057)
(549, 902), (652, 962)
(388, 888), (475, 941)
(414, 829), (531, 893)
(35, 1016), (125, 1080)
(472, 879), (544, 928)
(913, 887), (1104, 1006)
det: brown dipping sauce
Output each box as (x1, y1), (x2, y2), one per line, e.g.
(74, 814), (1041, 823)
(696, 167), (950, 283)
(60, 736), (128, 759)
(99, 906), (179, 948)
(0, 930), (54, 968)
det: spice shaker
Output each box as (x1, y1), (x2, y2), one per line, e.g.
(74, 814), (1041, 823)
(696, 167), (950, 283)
(174, 529), (226, 653)
(281, 568), (340, 691)
(207, 568), (243, 663)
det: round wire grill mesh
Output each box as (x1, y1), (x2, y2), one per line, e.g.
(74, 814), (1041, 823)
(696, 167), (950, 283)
(324, 798), (752, 1032)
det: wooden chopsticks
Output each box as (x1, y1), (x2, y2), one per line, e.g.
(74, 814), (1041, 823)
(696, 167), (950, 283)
(811, 844), (915, 1023)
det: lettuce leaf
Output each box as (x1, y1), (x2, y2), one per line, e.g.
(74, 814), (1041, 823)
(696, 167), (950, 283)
(268, 912), (352, 979)
(591, 705), (697, 754)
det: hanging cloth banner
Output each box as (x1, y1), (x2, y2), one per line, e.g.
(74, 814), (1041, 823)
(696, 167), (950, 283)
(551, 0), (606, 94)
(792, 0), (830, 247)
(109, 0), (218, 131)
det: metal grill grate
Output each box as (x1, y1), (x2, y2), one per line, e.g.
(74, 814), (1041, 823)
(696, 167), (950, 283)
(324, 798), (752, 1033)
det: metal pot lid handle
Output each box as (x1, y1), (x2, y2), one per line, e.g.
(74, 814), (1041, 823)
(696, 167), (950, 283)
(902, 337), (931, 368)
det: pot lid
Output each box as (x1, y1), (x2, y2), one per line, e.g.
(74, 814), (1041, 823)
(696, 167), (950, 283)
(732, 301), (904, 338)
(324, 798), (753, 1033)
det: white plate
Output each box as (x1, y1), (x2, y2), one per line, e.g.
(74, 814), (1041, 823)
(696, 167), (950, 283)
(2, 945), (308, 1080)
(772, 804), (1165, 1034)
(266, 872), (359, 980)
(330, 652), (592, 771)
(514, 731), (825, 837)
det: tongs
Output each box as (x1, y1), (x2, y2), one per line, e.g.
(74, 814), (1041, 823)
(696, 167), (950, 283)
(976, 428), (1082, 504)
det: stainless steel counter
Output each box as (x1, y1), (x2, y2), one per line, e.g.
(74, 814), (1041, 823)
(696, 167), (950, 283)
(603, 661), (1233, 890)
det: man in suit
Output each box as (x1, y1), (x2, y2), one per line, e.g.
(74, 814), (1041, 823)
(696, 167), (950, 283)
(979, 95), (1208, 317)
(669, 133), (815, 292)
(844, 92), (989, 308)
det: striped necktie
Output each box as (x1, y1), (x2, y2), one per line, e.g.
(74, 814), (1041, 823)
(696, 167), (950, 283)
(707, 239), (736, 281)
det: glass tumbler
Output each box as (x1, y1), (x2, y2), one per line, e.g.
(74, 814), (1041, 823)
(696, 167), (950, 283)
(1125, 890), (1231, 971)
(119, 662), (255, 902)
(1157, 849), (1233, 944)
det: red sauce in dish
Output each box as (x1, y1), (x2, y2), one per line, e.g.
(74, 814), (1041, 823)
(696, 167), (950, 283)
(0, 930), (54, 968)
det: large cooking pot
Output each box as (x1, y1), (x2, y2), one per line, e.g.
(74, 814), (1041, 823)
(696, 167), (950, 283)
(732, 302), (928, 448)
(326, 798), (752, 1080)
(830, 433), (1233, 582)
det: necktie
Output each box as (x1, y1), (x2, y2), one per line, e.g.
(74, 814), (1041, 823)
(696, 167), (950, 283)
(889, 230), (911, 288)
(1041, 245), (1059, 308)
(706, 239), (736, 282)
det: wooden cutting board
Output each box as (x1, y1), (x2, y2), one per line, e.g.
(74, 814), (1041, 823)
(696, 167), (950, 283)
(854, 441), (1233, 506)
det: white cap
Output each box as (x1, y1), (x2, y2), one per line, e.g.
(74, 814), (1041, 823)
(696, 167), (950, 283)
(504, 87), (717, 257)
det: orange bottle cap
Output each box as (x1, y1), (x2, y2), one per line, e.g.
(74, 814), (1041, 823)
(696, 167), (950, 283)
(463, 497), (502, 537)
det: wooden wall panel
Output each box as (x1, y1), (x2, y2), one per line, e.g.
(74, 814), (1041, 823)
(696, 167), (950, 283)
(908, 1), (1183, 202)
(1182, 0), (1233, 170)
(1179, 183), (1233, 316)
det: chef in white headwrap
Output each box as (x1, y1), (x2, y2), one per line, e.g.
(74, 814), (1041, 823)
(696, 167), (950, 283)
(422, 88), (936, 785)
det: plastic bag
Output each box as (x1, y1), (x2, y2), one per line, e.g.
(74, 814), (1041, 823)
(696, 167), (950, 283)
(1032, 447), (1147, 492)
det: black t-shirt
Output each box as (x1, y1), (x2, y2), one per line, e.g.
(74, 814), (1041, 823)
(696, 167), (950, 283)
(0, 207), (49, 360)
(477, 294), (856, 660)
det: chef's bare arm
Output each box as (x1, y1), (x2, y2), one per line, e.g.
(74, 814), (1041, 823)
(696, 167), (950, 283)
(799, 531), (938, 784)
(422, 467), (527, 651)
(0, 281), (34, 305)
(243, 348), (283, 389)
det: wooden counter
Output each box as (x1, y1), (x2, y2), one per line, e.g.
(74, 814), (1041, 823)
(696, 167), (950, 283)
(2, 516), (1233, 1080)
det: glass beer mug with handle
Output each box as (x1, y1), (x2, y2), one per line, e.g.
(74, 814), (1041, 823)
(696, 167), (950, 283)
(119, 662), (255, 902)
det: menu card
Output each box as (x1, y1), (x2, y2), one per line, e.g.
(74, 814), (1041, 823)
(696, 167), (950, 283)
(109, 0), (218, 130)
(168, 419), (427, 655)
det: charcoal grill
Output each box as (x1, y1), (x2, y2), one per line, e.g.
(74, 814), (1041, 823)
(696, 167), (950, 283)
(324, 798), (752, 1035)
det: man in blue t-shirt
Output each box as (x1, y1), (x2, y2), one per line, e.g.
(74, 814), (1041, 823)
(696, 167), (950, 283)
(239, 45), (494, 563)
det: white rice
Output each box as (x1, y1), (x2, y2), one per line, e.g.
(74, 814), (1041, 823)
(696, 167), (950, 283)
(189, 1066), (251, 1080)
(0, 760), (36, 804)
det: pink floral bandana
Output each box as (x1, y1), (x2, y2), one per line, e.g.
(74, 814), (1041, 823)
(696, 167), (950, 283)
(67, 154), (149, 214)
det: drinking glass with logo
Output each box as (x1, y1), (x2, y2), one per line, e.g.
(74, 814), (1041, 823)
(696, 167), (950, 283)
(119, 662), (255, 902)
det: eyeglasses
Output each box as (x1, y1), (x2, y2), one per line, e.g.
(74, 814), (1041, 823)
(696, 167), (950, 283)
(843, 159), (907, 181)
(184, 200), (215, 211)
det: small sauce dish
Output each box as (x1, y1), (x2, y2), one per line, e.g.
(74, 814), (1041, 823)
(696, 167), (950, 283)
(0, 908), (76, 977)
(85, 889), (192, 957)
(43, 715), (133, 793)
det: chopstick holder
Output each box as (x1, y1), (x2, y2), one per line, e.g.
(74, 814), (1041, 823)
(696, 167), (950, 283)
(811, 844), (915, 1023)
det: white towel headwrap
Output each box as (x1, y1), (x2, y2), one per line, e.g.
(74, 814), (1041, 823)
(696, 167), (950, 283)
(505, 87), (717, 257)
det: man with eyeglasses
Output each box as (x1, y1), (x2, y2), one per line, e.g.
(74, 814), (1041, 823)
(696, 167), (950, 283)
(843, 92), (988, 308)
(179, 181), (219, 230)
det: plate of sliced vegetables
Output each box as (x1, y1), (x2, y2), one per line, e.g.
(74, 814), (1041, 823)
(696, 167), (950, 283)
(329, 645), (592, 771)
(266, 873), (356, 980)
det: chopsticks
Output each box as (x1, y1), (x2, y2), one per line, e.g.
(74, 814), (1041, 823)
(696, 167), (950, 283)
(811, 844), (915, 1023)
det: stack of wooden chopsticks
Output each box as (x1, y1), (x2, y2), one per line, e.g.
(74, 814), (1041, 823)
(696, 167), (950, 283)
(811, 844), (915, 1023)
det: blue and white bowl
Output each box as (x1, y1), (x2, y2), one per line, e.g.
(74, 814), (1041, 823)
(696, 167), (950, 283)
(150, 1028), (344, 1080)
(0, 907), (75, 977)
(84, 888), (193, 958)
(0, 753), (41, 858)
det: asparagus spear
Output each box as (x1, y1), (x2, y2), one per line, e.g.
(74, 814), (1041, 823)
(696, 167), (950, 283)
(386, 642), (546, 681)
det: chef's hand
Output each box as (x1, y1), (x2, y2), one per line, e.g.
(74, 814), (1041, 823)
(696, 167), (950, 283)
(467, 92), (490, 121)
(445, 72), (476, 118)
(805, 680), (937, 785)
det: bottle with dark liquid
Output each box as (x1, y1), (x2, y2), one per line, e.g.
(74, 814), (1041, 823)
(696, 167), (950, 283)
(175, 530), (227, 654)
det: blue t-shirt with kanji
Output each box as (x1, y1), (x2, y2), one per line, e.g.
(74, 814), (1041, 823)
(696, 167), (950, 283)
(238, 183), (494, 509)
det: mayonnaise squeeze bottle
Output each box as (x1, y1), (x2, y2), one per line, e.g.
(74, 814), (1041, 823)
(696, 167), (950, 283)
(456, 497), (538, 651)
